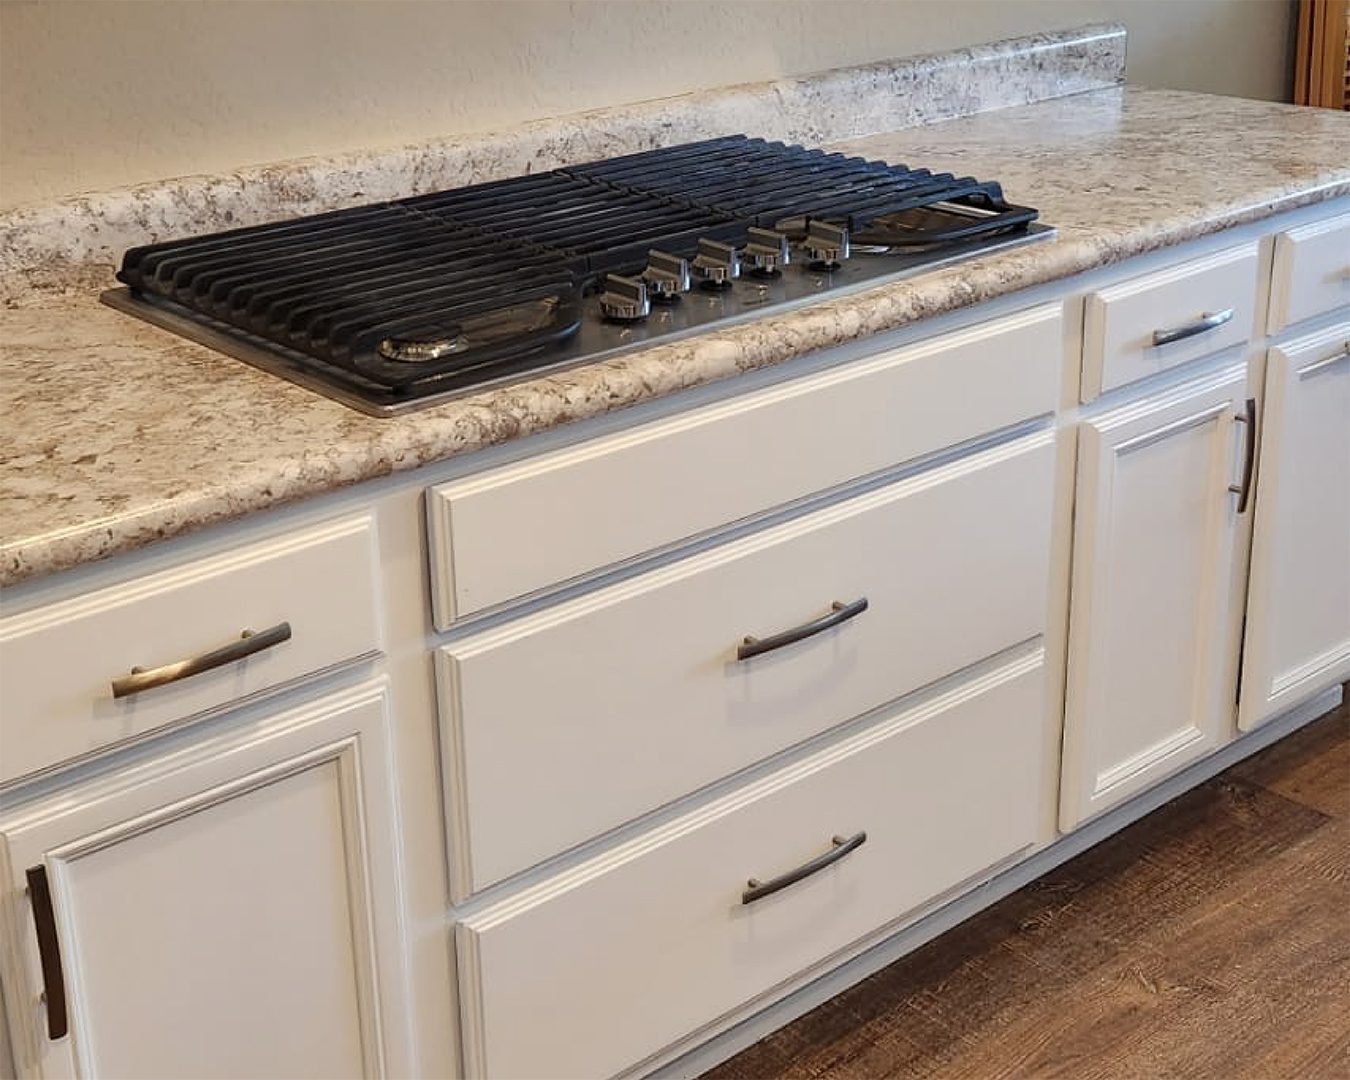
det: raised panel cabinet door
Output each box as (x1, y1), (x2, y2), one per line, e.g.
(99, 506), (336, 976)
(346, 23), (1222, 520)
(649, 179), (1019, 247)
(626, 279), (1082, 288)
(0, 682), (410, 1080)
(1239, 329), (1350, 731)
(1060, 364), (1250, 830)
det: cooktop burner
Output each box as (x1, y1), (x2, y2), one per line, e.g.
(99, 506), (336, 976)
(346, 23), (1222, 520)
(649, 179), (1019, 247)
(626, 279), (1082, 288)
(102, 135), (1052, 415)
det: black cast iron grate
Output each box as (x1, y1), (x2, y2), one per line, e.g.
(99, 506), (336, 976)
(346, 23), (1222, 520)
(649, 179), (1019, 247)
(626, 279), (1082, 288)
(114, 135), (1038, 404)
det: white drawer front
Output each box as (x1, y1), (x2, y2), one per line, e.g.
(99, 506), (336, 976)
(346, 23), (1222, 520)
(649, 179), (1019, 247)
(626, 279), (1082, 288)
(457, 648), (1046, 1080)
(1082, 243), (1258, 400)
(0, 515), (382, 784)
(438, 431), (1055, 895)
(429, 303), (1062, 624)
(1267, 212), (1350, 333)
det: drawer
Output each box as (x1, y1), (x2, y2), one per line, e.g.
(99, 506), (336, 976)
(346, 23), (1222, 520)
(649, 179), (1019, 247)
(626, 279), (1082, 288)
(456, 647), (1046, 1080)
(1267, 212), (1350, 333)
(428, 303), (1062, 624)
(0, 515), (382, 784)
(438, 430), (1055, 896)
(1082, 243), (1258, 401)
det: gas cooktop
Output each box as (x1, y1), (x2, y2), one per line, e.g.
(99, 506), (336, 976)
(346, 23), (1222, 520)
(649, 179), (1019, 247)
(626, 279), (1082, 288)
(102, 135), (1051, 415)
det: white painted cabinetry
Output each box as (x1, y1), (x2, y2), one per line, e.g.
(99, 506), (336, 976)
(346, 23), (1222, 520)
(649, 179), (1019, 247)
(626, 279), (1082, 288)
(438, 431), (1056, 895)
(1060, 364), (1251, 828)
(1266, 212), (1350, 333)
(0, 514), (383, 784)
(457, 647), (1046, 1080)
(0, 682), (410, 1080)
(1081, 244), (1259, 401)
(2, 199), (1349, 1080)
(427, 305), (1062, 623)
(1239, 326), (1350, 730)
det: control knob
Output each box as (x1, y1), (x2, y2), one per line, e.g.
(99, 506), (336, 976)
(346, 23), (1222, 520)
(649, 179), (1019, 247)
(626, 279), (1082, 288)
(804, 220), (850, 270)
(641, 250), (691, 301)
(742, 227), (791, 276)
(692, 238), (741, 288)
(598, 274), (650, 322)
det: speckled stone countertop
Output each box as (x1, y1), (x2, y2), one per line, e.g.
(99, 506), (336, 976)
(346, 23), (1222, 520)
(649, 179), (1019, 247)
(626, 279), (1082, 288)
(4, 84), (1350, 588)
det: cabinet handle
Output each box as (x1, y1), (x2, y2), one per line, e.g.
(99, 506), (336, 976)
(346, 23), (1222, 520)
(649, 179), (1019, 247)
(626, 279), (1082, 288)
(1151, 308), (1234, 347)
(1229, 397), (1257, 514)
(736, 599), (868, 661)
(110, 621), (292, 699)
(742, 831), (867, 904)
(1296, 342), (1350, 380)
(25, 866), (67, 1041)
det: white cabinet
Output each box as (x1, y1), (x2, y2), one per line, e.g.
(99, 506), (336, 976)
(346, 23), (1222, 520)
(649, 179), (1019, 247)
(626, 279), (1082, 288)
(0, 682), (410, 1080)
(427, 304), (1063, 623)
(0, 514), (384, 786)
(1266, 212), (1350, 333)
(1239, 327), (1350, 730)
(438, 431), (1056, 895)
(1081, 243), (1259, 400)
(1060, 364), (1251, 829)
(457, 647), (1047, 1080)
(4, 202), (1349, 1080)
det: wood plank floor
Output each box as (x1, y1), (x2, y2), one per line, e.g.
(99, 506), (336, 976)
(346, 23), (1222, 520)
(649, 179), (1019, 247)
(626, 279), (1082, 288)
(704, 699), (1350, 1080)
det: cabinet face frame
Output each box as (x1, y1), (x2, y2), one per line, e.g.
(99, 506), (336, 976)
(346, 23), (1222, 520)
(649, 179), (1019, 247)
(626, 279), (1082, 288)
(1059, 364), (1250, 830)
(0, 682), (411, 1080)
(1239, 327), (1350, 730)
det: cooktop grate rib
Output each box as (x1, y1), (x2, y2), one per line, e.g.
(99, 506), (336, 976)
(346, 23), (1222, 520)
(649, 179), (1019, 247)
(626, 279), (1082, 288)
(111, 134), (1042, 407)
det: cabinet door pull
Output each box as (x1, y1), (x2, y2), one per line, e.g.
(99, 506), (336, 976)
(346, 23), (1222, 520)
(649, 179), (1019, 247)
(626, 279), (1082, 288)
(737, 599), (868, 661)
(1296, 342), (1350, 380)
(110, 621), (292, 699)
(25, 866), (67, 1040)
(742, 831), (867, 904)
(1151, 308), (1234, 347)
(1228, 397), (1257, 513)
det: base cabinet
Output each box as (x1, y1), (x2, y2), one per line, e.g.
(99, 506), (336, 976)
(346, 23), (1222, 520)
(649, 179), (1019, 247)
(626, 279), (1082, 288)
(457, 648), (1046, 1080)
(439, 433), (1056, 896)
(2, 202), (1347, 1080)
(1239, 327), (1350, 730)
(1060, 365), (1250, 829)
(0, 683), (409, 1080)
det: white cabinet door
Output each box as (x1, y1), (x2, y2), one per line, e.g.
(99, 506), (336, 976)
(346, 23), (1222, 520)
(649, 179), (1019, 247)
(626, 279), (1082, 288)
(1060, 364), (1250, 829)
(0, 682), (410, 1080)
(1239, 328), (1350, 730)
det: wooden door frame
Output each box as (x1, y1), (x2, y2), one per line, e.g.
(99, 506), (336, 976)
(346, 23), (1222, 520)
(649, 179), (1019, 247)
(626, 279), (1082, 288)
(1295, 0), (1350, 108)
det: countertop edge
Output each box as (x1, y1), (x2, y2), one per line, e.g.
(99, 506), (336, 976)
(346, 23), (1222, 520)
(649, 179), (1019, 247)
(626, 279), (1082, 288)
(6, 177), (1349, 591)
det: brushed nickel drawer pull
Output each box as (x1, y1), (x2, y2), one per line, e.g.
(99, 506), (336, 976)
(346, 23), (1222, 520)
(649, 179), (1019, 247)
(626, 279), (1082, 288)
(736, 598), (869, 661)
(1296, 343), (1350, 380)
(25, 866), (67, 1040)
(742, 831), (868, 904)
(1228, 397), (1257, 513)
(110, 621), (292, 699)
(1152, 308), (1234, 347)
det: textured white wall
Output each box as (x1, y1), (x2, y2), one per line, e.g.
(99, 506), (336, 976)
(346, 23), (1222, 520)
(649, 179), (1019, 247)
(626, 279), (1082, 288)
(0, 0), (1294, 209)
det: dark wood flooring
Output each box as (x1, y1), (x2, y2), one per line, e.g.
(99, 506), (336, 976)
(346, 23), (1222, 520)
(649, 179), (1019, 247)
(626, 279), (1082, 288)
(705, 698), (1350, 1080)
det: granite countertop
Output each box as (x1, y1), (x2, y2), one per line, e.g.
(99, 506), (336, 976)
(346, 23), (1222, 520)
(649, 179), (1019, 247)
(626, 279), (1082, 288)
(4, 78), (1350, 589)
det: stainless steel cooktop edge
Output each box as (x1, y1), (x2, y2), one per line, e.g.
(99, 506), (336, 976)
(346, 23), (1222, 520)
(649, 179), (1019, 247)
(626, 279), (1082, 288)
(100, 222), (1054, 417)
